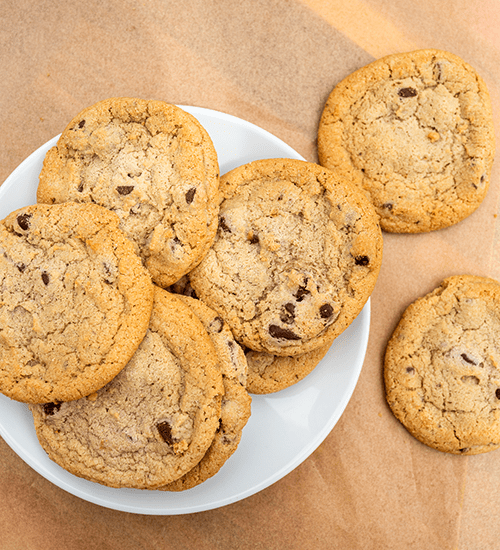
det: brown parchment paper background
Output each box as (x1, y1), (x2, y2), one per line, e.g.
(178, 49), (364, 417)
(1, 1), (500, 548)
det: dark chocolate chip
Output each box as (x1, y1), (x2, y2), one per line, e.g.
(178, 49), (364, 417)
(16, 263), (26, 273)
(280, 303), (296, 324)
(185, 187), (196, 204)
(406, 367), (415, 375)
(43, 402), (61, 415)
(219, 216), (231, 233)
(16, 213), (32, 231)
(77, 182), (84, 192)
(116, 186), (134, 195)
(295, 281), (309, 302)
(269, 324), (301, 341)
(382, 203), (393, 211)
(249, 232), (259, 244)
(319, 303), (334, 319)
(398, 87), (418, 98)
(496, 389), (500, 400)
(41, 272), (50, 285)
(355, 255), (370, 266)
(461, 353), (476, 365)
(78, 119), (86, 128)
(157, 421), (174, 445)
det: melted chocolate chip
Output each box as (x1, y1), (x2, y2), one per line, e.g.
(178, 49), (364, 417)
(219, 216), (231, 233)
(157, 421), (174, 445)
(16, 213), (32, 231)
(41, 272), (50, 285)
(496, 389), (500, 400)
(269, 325), (301, 341)
(398, 87), (418, 98)
(355, 255), (370, 266)
(406, 367), (415, 375)
(319, 303), (334, 319)
(280, 303), (296, 324)
(461, 353), (476, 365)
(185, 187), (196, 204)
(295, 281), (309, 302)
(16, 263), (26, 273)
(43, 402), (61, 415)
(78, 119), (86, 128)
(249, 233), (259, 244)
(116, 186), (134, 195)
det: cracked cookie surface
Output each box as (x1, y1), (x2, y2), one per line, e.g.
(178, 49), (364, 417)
(37, 97), (220, 287)
(160, 295), (251, 491)
(30, 287), (224, 489)
(0, 202), (154, 403)
(318, 49), (495, 233)
(384, 275), (500, 455)
(189, 158), (383, 356)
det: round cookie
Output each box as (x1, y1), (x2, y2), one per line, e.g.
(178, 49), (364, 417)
(37, 97), (220, 287)
(30, 287), (224, 489)
(160, 294), (251, 491)
(189, 158), (383, 357)
(384, 275), (500, 455)
(0, 202), (154, 404)
(318, 49), (495, 233)
(244, 343), (331, 394)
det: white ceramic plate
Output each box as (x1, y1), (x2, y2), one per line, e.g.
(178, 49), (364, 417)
(0, 106), (369, 515)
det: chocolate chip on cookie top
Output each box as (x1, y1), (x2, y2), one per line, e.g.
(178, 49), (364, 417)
(189, 158), (383, 357)
(318, 49), (495, 233)
(37, 97), (220, 287)
(385, 275), (500, 455)
(30, 287), (224, 489)
(0, 202), (154, 404)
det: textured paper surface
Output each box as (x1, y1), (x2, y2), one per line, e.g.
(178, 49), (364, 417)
(1, 1), (500, 548)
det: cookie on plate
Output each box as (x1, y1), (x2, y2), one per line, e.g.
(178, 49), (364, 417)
(0, 202), (154, 404)
(37, 97), (220, 287)
(384, 275), (500, 455)
(160, 294), (251, 491)
(318, 49), (495, 233)
(30, 287), (224, 489)
(189, 158), (382, 357)
(244, 343), (331, 394)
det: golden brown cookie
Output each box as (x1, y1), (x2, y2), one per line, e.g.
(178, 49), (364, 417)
(29, 287), (224, 489)
(190, 158), (383, 357)
(37, 97), (220, 287)
(0, 202), (153, 404)
(244, 343), (331, 394)
(161, 295), (251, 491)
(385, 275), (500, 455)
(318, 49), (495, 233)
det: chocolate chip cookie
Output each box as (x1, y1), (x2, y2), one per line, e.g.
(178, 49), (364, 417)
(245, 343), (331, 394)
(189, 158), (382, 356)
(30, 287), (224, 489)
(0, 202), (154, 404)
(318, 49), (495, 233)
(161, 295), (251, 491)
(385, 275), (500, 455)
(37, 97), (220, 287)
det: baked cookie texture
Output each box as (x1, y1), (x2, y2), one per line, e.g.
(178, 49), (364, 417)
(0, 202), (154, 404)
(385, 275), (500, 455)
(30, 287), (224, 489)
(161, 295), (251, 491)
(245, 343), (331, 394)
(189, 158), (382, 356)
(318, 49), (495, 233)
(37, 97), (220, 287)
